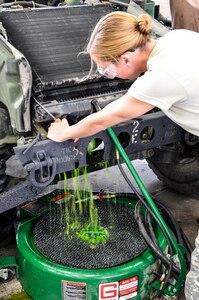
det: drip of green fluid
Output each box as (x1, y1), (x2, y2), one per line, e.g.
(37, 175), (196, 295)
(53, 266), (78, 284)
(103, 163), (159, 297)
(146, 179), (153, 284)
(98, 160), (110, 171)
(73, 168), (83, 215)
(63, 172), (72, 236)
(60, 173), (65, 233)
(58, 170), (81, 236)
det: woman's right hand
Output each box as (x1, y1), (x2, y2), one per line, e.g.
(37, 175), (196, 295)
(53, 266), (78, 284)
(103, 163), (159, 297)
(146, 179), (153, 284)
(47, 118), (70, 142)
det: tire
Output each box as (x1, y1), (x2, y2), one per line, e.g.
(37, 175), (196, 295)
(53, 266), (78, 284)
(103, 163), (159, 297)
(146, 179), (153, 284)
(147, 149), (199, 197)
(0, 144), (15, 240)
(0, 144), (13, 192)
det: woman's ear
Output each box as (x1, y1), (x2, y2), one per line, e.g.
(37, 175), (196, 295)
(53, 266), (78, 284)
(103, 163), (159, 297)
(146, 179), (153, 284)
(120, 54), (133, 66)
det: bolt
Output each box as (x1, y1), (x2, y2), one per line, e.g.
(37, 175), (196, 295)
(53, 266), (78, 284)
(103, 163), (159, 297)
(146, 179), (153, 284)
(38, 152), (44, 160)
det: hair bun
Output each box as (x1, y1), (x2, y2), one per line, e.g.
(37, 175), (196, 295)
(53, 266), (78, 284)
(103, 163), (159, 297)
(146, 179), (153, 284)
(137, 14), (152, 35)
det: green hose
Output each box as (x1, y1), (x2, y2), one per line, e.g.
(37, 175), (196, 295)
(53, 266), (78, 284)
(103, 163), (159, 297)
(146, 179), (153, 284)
(92, 99), (186, 296)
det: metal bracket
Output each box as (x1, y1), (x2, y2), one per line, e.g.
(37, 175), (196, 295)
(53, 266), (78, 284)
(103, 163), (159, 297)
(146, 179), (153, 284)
(25, 150), (57, 188)
(0, 268), (9, 280)
(0, 256), (18, 279)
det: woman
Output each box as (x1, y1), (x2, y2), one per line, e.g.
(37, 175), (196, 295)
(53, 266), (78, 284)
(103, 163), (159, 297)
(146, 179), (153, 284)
(47, 11), (199, 142)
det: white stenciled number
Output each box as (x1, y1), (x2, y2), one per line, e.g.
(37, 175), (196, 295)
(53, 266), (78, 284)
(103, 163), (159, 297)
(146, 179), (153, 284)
(132, 120), (139, 144)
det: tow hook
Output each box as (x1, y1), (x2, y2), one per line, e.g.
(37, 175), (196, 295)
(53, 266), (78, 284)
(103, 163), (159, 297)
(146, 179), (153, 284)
(25, 150), (57, 188)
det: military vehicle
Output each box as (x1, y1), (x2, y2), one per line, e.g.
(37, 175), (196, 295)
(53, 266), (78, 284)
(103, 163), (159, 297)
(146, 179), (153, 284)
(0, 0), (198, 216)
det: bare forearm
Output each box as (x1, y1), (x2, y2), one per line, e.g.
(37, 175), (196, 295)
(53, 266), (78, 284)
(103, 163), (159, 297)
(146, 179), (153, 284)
(47, 93), (154, 142)
(64, 112), (108, 139)
(47, 111), (108, 142)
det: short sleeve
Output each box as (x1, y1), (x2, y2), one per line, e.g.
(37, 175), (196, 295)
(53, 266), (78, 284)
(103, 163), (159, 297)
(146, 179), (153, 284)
(128, 70), (188, 111)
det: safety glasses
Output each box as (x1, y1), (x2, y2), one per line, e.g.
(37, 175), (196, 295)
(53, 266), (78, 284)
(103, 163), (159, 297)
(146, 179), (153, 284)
(97, 63), (117, 79)
(97, 49), (135, 79)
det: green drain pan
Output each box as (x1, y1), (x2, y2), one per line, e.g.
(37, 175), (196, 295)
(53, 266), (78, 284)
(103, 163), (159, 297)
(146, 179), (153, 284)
(17, 197), (167, 300)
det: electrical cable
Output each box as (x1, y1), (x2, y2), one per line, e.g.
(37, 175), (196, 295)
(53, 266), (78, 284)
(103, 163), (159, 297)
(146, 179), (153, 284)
(144, 210), (176, 291)
(116, 157), (174, 258)
(116, 154), (192, 257)
(179, 228), (192, 269)
(136, 201), (180, 290)
(116, 159), (180, 290)
(134, 201), (180, 278)
(145, 210), (160, 248)
(153, 199), (192, 269)
(180, 227), (193, 255)
(158, 259), (174, 297)
(116, 156), (192, 280)
(153, 200), (183, 245)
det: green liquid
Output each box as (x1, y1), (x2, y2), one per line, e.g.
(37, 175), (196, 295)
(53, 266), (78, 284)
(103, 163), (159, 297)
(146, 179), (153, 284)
(8, 291), (31, 300)
(77, 225), (109, 249)
(59, 166), (109, 247)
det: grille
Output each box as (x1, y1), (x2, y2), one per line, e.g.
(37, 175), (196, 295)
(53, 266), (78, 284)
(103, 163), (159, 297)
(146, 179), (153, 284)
(0, 5), (113, 88)
(33, 199), (147, 269)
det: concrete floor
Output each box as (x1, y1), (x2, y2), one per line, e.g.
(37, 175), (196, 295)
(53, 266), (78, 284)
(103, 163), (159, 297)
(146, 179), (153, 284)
(0, 158), (199, 299)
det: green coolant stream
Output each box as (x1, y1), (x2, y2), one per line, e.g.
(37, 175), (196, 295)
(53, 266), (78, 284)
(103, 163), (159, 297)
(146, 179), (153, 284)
(59, 166), (109, 247)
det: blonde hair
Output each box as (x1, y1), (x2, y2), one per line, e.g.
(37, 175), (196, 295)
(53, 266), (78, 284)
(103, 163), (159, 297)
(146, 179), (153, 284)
(87, 11), (152, 62)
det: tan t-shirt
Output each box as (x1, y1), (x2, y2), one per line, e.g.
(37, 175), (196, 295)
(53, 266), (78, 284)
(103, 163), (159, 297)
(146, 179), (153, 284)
(170, 0), (199, 32)
(128, 29), (199, 136)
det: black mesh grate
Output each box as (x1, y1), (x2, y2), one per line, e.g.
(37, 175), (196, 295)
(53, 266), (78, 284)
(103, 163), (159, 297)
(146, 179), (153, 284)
(33, 200), (147, 269)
